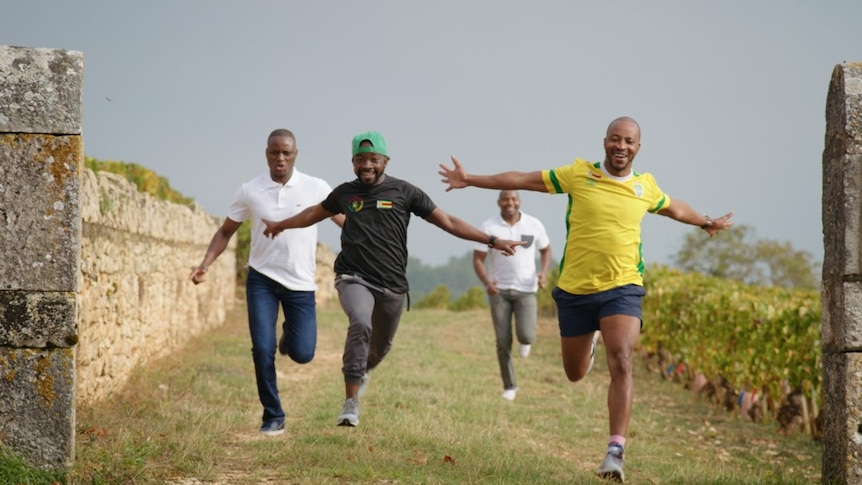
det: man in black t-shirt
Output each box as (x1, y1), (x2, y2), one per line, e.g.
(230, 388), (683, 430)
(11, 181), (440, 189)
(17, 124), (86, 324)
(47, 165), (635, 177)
(262, 131), (523, 427)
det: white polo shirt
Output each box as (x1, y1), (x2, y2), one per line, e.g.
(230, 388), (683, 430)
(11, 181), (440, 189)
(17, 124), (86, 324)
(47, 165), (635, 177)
(227, 170), (333, 291)
(474, 211), (551, 293)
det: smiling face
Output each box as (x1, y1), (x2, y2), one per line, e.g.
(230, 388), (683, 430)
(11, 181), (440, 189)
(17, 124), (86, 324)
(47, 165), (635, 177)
(266, 134), (297, 184)
(497, 190), (521, 223)
(352, 140), (389, 186)
(602, 118), (641, 177)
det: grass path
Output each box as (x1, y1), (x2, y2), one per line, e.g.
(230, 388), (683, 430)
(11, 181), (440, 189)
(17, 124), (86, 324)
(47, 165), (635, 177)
(71, 303), (821, 484)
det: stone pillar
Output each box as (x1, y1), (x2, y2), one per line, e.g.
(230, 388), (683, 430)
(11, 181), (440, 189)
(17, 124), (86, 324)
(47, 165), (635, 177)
(0, 45), (84, 470)
(822, 62), (862, 484)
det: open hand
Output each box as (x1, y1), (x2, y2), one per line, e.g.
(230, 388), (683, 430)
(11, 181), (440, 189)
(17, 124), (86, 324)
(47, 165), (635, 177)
(704, 212), (735, 237)
(438, 155), (469, 192)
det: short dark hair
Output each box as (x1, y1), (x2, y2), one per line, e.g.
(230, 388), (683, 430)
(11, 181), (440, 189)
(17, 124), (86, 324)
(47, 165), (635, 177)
(268, 128), (295, 143)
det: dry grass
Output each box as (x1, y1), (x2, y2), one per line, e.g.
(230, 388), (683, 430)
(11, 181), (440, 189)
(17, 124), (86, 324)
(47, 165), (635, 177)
(68, 303), (821, 484)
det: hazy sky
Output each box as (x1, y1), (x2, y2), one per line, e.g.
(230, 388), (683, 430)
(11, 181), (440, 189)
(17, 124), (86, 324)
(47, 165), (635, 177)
(4, 1), (859, 267)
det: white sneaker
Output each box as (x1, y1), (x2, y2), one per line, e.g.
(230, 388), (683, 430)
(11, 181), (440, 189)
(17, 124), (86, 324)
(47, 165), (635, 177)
(587, 332), (600, 375)
(518, 343), (531, 358)
(336, 397), (360, 427)
(501, 388), (517, 401)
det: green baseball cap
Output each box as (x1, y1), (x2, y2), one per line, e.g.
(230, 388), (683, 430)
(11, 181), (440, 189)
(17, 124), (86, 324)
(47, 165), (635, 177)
(352, 131), (388, 157)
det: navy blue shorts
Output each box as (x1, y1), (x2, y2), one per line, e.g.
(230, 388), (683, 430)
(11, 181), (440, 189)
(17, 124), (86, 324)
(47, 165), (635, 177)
(552, 284), (646, 337)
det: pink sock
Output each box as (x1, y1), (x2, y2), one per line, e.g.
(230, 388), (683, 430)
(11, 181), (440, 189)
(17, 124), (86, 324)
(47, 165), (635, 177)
(609, 435), (626, 447)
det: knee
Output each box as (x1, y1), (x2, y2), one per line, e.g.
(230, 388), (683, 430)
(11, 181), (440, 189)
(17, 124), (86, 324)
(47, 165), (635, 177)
(606, 349), (634, 378)
(565, 368), (587, 383)
(290, 350), (315, 364)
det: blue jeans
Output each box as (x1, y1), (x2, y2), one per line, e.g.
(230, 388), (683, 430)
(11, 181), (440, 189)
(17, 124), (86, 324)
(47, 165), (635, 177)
(246, 267), (317, 425)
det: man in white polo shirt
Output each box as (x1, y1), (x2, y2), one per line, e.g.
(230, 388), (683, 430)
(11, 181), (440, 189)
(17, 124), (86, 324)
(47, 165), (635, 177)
(190, 128), (343, 436)
(473, 190), (551, 401)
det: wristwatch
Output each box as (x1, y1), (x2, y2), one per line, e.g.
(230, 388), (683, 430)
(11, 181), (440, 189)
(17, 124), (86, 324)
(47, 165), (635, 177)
(700, 216), (713, 230)
(487, 235), (497, 248)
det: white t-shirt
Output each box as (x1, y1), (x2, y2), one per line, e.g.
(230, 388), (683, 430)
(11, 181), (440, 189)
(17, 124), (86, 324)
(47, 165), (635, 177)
(473, 211), (551, 293)
(227, 170), (333, 291)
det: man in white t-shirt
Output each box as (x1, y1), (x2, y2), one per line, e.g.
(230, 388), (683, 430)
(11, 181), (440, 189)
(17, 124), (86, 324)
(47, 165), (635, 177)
(190, 128), (343, 436)
(473, 190), (551, 401)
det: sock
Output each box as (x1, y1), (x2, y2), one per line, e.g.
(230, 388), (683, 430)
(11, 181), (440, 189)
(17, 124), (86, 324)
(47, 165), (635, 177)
(609, 435), (626, 448)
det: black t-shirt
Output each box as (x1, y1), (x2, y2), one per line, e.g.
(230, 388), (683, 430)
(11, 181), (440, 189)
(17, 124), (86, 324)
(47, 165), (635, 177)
(321, 175), (437, 292)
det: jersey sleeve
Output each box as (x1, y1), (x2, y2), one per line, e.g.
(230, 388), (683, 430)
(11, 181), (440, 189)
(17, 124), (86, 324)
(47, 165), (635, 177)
(645, 174), (672, 213)
(409, 183), (437, 219)
(542, 160), (582, 194)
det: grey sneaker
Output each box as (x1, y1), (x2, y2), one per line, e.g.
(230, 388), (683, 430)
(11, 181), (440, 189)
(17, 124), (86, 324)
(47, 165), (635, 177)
(358, 372), (371, 398)
(337, 397), (360, 427)
(586, 332), (600, 375)
(259, 420), (284, 436)
(596, 443), (625, 482)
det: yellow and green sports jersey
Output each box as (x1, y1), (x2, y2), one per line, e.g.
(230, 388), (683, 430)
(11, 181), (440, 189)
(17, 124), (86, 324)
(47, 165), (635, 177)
(542, 158), (671, 295)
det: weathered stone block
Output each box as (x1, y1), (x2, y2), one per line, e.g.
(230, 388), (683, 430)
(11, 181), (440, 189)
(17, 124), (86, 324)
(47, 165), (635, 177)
(0, 134), (82, 291)
(822, 351), (862, 483)
(0, 347), (74, 470)
(0, 45), (83, 134)
(0, 291), (77, 348)
(823, 63), (862, 280)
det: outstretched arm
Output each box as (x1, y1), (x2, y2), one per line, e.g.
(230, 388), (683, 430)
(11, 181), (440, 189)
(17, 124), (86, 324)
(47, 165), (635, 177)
(439, 155), (548, 192)
(657, 199), (734, 237)
(330, 213), (346, 228)
(425, 208), (524, 255)
(262, 204), (335, 238)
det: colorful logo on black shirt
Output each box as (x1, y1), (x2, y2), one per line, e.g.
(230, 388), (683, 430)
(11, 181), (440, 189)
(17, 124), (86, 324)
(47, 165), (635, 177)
(348, 196), (364, 213)
(377, 200), (393, 209)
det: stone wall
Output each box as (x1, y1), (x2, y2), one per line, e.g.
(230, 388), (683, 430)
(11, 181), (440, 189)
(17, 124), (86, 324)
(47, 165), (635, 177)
(822, 61), (862, 484)
(76, 169), (237, 404)
(76, 169), (337, 405)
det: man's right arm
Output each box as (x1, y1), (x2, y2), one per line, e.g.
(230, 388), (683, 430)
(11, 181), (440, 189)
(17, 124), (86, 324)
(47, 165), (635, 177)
(472, 249), (497, 295)
(190, 218), (242, 284)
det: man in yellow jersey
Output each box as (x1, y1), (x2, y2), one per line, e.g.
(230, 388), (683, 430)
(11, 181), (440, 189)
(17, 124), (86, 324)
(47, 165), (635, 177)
(438, 116), (733, 483)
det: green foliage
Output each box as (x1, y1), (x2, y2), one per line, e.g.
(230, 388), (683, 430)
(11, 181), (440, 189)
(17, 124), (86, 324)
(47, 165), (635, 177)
(413, 285), (452, 309)
(85, 156), (195, 206)
(448, 286), (488, 311)
(640, 264), (821, 410)
(0, 444), (67, 485)
(407, 253), (479, 302)
(235, 221), (251, 285)
(674, 224), (819, 289)
(408, 251), (560, 307)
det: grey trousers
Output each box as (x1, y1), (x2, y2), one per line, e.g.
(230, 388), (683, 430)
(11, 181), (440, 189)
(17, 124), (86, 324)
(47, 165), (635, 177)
(489, 289), (538, 390)
(335, 274), (406, 385)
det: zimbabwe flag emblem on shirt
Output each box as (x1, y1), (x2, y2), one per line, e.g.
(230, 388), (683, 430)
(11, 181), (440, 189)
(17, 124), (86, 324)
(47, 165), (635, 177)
(377, 200), (393, 209)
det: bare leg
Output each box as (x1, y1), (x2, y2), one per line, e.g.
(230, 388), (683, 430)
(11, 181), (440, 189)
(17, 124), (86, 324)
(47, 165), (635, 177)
(599, 314), (640, 437)
(560, 331), (599, 382)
